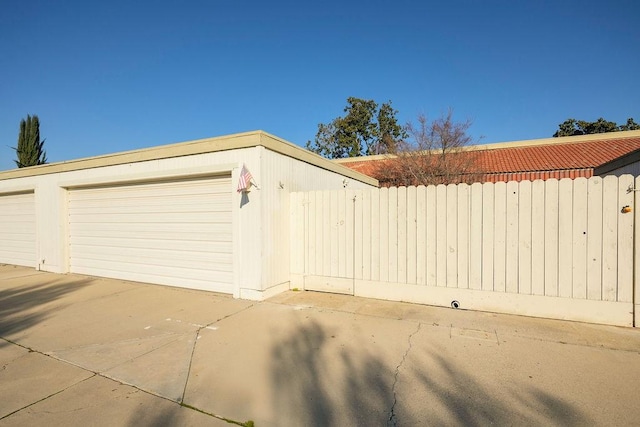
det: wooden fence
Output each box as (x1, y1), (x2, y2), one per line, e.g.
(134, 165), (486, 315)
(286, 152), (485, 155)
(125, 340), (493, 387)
(290, 175), (638, 326)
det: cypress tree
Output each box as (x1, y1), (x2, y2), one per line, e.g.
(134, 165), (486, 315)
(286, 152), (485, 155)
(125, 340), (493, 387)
(15, 114), (47, 168)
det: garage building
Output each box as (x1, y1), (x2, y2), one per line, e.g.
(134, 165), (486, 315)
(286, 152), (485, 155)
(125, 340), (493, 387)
(0, 131), (377, 300)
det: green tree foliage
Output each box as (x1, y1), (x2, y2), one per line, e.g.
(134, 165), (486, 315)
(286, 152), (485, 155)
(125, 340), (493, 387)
(306, 97), (407, 158)
(619, 118), (640, 131)
(553, 117), (639, 137)
(14, 114), (47, 167)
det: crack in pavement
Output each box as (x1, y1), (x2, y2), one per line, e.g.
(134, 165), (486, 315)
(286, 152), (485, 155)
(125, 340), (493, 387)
(387, 322), (421, 427)
(0, 373), (96, 421)
(180, 302), (256, 404)
(0, 339), (246, 424)
(1, 303), (258, 425)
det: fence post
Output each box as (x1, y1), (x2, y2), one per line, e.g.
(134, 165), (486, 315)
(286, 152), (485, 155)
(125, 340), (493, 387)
(635, 176), (639, 327)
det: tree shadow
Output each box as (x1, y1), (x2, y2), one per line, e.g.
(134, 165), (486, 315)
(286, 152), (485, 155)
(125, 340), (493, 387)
(0, 276), (91, 348)
(270, 320), (591, 426)
(270, 320), (396, 426)
(399, 344), (591, 426)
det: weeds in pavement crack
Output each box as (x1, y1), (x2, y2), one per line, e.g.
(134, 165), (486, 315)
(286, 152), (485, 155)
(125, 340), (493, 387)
(180, 403), (254, 426)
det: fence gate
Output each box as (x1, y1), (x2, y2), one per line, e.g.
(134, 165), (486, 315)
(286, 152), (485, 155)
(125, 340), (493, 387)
(290, 175), (639, 327)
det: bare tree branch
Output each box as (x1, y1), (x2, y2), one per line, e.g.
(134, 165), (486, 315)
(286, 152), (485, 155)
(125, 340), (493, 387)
(371, 109), (483, 186)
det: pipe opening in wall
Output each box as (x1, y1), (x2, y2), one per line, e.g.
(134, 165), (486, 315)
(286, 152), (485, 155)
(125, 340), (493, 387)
(451, 300), (460, 309)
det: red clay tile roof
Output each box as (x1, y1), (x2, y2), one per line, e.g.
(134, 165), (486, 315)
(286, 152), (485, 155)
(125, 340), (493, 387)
(474, 136), (640, 173)
(338, 133), (640, 182)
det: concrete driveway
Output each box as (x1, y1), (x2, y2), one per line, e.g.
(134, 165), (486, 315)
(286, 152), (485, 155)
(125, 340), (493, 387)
(1, 264), (639, 426)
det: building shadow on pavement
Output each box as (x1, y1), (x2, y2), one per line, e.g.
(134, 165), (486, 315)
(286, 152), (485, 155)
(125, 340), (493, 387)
(0, 277), (91, 348)
(270, 320), (590, 427)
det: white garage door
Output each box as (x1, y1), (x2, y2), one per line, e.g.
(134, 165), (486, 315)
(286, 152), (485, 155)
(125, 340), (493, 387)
(0, 192), (36, 267)
(68, 176), (233, 293)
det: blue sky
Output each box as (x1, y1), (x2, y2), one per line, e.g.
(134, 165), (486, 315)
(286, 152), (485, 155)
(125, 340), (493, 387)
(1, 0), (638, 171)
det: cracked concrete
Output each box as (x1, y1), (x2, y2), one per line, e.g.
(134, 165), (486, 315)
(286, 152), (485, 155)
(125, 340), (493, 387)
(2, 265), (640, 426)
(388, 322), (421, 427)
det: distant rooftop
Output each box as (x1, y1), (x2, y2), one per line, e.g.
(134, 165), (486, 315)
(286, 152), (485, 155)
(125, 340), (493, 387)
(335, 130), (640, 183)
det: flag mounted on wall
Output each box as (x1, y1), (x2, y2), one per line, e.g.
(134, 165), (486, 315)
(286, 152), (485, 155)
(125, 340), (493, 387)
(237, 164), (253, 193)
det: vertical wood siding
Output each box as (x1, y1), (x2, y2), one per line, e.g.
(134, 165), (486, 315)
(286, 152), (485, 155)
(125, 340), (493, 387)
(291, 175), (637, 326)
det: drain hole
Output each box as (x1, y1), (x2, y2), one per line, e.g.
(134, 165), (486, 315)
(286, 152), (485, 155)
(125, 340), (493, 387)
(451, 300), (460, 309)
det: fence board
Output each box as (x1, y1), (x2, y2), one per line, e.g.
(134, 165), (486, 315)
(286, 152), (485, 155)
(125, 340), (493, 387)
(544, 180), (559, 297)
(601, 176), (618, 301)
(469, 182), (483, 290)
(361, 190), (371, 281)
(518, 181), (532, 295)
(346, 190), (355, 279)
(312, 192), (322, 275)
(494, 182), (507, 292)
(302, 192), (309, 275)
(397, 187), (408, 283)
(426, 186), (437, 286)
(330, 191), (339, 276)
(617, 175), (634, 303)
(446, 184), (458, 288)
(379, 188), (389, 282)
(587, 177), (603, 300)
(506, 181), (519, 293)
(436, 185), (447, 287)
(290, 174), (633, 326)
(371, 189), (380, 281)
(572, 178), (588, 299)
(322, 191), (332, 276)
(416, 186), (427, 285)
(306, 192), (316, 275)
(531, 180), (545, 296)
(457, 183), (470, 289)
(558, 179), (573, 298)
(482, 182), (495, 291)
(338, 191), (347, 277)
(407, 186), (417, 284)
(388, 187), (398, 283)
(290, 192), (303, 275)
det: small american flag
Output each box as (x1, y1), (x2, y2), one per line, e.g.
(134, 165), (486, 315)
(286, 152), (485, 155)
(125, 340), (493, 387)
(237, 164), (253, 192)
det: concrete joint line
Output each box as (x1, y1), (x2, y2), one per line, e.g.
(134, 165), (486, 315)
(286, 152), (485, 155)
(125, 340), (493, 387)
(179, 305), (259, 426)
(0, 374), (96, 421)
(103, 333), (192, 373)
(388, 322), (421, 427)
(179, 304), (255, 404)
(0, 337), (241, 424)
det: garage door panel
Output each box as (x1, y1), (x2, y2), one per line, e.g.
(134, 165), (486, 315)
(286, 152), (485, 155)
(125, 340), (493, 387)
(69, 229), (232, 242)
(71, 245), (233, 268)
(69, 176), (233, 293)
(69, 211), (232, 224)
(71, 180), (230, 200)
(71, 265), (233, 293)
(71, 258), (232, 282)
(0, 192), (36, 267)
(0, 238), (35, 251)
(0, 248), (35, 264)
(0, 215), (36, 224)
(0, 229), (36, 240)
(68, 193), (230, 210)
(69, 236), (231, 251)
(69, 199), (228, 215)
(68, 221), (231, 234)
